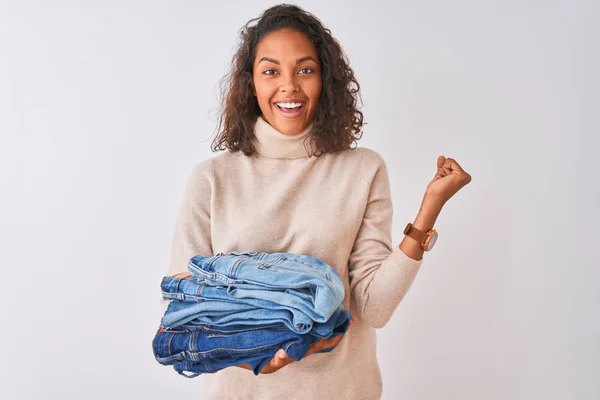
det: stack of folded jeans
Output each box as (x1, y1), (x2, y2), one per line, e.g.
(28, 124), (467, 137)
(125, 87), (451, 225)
(153, 251), (351, 377)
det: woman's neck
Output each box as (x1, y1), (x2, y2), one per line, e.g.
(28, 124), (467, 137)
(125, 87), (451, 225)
(251, 116), (316, 159)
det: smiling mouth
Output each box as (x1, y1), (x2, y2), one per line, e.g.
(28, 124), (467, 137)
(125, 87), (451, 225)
(274, 102), (305, 117)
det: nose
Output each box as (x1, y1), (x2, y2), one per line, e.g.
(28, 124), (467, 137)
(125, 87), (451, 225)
(279, 73), (299, 93)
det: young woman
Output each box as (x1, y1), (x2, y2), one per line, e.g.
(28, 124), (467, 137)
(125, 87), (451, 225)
(163, 4), (471, 399)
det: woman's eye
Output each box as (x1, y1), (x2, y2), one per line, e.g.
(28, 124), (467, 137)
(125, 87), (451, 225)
(263, 69), (278, 75)
(299, 67), (314, 74)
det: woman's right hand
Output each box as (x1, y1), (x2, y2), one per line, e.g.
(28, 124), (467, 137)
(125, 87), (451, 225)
(235, 316), (357, 374)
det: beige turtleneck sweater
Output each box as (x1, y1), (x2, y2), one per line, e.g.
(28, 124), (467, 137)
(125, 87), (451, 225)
(159, 116), (424, 400)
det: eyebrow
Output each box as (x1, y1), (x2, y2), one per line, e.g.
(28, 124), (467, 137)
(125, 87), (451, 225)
(257, 56), (318, 65)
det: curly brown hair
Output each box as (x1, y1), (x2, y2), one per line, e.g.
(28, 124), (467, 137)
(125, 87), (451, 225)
(211, 3), (364, 157)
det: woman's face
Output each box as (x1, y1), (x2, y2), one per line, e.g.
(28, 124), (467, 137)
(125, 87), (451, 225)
(252, 28), (322, 135)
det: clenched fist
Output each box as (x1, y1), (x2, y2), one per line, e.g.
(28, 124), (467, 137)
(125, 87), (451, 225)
(423, 155), (472, 210)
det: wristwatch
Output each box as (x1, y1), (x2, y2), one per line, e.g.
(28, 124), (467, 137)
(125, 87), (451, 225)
(403, 223), (438, 251)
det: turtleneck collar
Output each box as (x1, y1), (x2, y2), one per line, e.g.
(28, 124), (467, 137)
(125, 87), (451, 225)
(251, 116), (316, 159)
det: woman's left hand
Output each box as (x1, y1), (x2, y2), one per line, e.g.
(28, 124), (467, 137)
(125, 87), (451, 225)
(255, 316), (357, 374)
(423, 155), (472, 209)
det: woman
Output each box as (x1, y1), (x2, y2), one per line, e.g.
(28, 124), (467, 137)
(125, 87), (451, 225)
(163, 4), (471, 399)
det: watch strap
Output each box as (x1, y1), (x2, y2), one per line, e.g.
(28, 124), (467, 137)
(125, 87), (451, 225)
(404, 223), (427, 244)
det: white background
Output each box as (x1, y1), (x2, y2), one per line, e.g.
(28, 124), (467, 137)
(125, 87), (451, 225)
(1, 0), (598, 399)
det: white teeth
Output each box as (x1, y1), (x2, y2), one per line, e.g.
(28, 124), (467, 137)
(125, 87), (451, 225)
(276, 102), (303, 109)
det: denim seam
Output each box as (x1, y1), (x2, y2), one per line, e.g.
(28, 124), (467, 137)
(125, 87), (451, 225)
(167, 333), (175, 356)
(188, 262), (214, 280)
(283, 341), (294, 354)
(161, 290), (182, 301)
(177, 368), (200, 378)
(190, 343), (284, 355)
(210, 274), (333, 293)
(199, 325), (267, 334)
(207, 255), (221, 274)
(257, 256), (285, 270)
(230, 257), (245, 279)
(207, 333), (230, 338)
(189, 330), (195, 352)
(205, 361), (214, 373)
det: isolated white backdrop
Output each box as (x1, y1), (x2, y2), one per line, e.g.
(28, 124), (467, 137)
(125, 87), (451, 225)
(1, 0), (598, 399)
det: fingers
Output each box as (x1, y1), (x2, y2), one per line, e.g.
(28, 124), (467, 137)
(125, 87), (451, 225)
(269, 316), (358, 373)
(331, 335), (343, 347)
(322, 334), (344, 349)
(435, 155), (451, 178)
(437, 155), (446, 168)
(261, 351), (288, 374)
(444, 157), (471, 184)
(276, 348), (290, 363)
(437, 155), (471, 182)
(443, 157), (463, 173)
(438, 155), (466, 173)
(264, 326), (353, 374)
(269, 349), (292, 370)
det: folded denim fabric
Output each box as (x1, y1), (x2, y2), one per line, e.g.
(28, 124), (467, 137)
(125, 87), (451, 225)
(160, 276), (315, 333)
(170, 336), (341, 378)
(160, 298), (311, 335)
(187, 251), (345, 322)
(161, 274), (330, 323)
(162, 300), (350, 339)
(161, 276), (339, 333)
(153, 327), (318, 376)
(155, 251), (351, 377)
(153, 310), (350, 377)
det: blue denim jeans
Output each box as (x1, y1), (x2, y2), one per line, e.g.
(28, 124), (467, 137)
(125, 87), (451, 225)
(153, 310), (350, 377)
(155, 251), (350, 376)
(186, 251), (345, 322)
(160, 275), (344, 335)
(161, 299), (350, 338)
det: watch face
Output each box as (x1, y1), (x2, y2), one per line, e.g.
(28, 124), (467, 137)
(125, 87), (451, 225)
(426, 232), (438, 251)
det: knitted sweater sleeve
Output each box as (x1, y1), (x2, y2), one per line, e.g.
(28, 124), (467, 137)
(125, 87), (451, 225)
(348, 149), (424, 329)
(159, 159), (214, 314)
